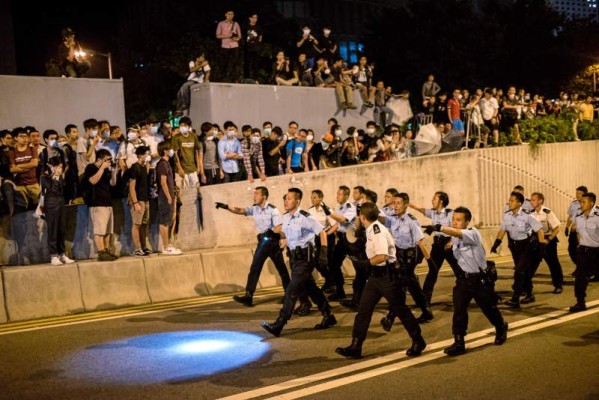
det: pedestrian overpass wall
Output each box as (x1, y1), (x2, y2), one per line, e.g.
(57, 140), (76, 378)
(1, 140), (597, 323)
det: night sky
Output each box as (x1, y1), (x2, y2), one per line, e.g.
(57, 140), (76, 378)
(12, 1), (119, 77)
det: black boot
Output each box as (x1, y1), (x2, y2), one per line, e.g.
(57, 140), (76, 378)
(340, 299), (359, 311)
(416, 306), (434, 323)
(569, 300), (587, 313)
(293, 301), (312, 316)
(444, 334), (466, 356)
(520, 293), (535, 304)
(335, 337), (364, 358)
(380, 311), (395, 332)
(315, 307), (337, 329)
(233, 290), (254, 307)
(260, 316), (287, 337)
(495, 322), (508, 345)
(406, 335), (427, 357)
(504, 297), (520, 309)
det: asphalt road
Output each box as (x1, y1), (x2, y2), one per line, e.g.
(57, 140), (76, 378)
(0, 255), (598, 400)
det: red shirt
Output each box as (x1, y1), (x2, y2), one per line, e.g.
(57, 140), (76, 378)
(9, 146), (38, 186)
(448, 98), (461, 120)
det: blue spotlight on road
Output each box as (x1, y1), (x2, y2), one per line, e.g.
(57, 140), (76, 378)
(61, 331), (270, 385)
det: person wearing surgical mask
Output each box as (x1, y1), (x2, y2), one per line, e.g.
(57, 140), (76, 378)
(318, 26), (338, 66)
(296, 25), (319, 69)
(306, 128), (321, 171)
(198, 122), (223, 185)
(286, 128), (309, 174)
(217, 121), (243, 182)
(240, 125), (267, 183)
(77, 118), (100, 175)
(323, 124), (343, 168)
(129, 146), (154, 257)
(39, 129), (67, 180)
(118, 125), (145, 170)
(501, 86), (523, 144)
(172, 116), (202, 190)
(155, 141), (182, 256)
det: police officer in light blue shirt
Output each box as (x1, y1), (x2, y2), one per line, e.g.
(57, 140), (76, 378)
(381, 192), (433, 329)
(565, 185), (588, 264)
(503, 185), (533, 213)
(261, 188), (337, 337)
(426, 206), (507, 356)
(410, 191), (455, 303)
(215, 186), (290, 307)
(491, 191), (545, 308)
(569, 193), (599, 312)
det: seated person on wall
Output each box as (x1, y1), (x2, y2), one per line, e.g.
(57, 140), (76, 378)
(332, 57), (357, 110)
(175, 53), (211, 116)
(295, 53), (314, 87)
(272, 51), (298, 86)
(352, 56), (375, 107)
(373, 81), (395, 126)
(313, 56), (334, 87)
(58, 27), (91, 78)
(9, 128), (40, 213)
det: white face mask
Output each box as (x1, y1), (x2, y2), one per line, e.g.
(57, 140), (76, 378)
(335, 130), (342, 137)
(206, 135), (214, 141)
(212, 129), (218, 136)
(306, 134), (314, 142)
(168, 149), (175, 158)
(90, 130), (98, 137)
(180, 127), (189, 135)
(264, 128), (272, 135)
(458, 94), (463, 100)
(150, 126), (158, 135)
(103, 130), (110, 138)
(322, 142), (330, 150)
(323, 29), (331, 35)
(303, 29), (310, 35)
(127, 132), (138, 141)
(48, 139), (57, 148)
(57, 141), (66, 148)
(366, 128), (375, 135)
(384, 135), (392, 142)
(252, 136), (260, 144)
(227, 130), (236, 138)
(144, 155), (151, 163)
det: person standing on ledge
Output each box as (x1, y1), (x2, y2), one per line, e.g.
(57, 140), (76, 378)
(215, 186), (291, 307)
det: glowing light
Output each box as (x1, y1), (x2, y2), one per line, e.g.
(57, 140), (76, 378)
(60, 331), (270, 384)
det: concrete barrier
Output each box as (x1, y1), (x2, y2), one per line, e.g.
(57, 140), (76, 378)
(200, 247), (254, 294)
(2, 264), (84, 321)
(78, 258), (149, 311)
(144, 253), (209, 302)
(0, 277), (6, 323)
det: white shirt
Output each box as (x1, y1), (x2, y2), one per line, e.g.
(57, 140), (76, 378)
(479, 97), (499, 121)
(308, 205), (337, 230)
(365, 221), (396, 266)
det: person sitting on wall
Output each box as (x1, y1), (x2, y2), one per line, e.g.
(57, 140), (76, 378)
(175, 53), (211, 116)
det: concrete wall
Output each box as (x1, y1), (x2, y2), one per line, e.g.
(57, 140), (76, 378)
(0, 75), (126, 132)
(189, 82), (412, 136)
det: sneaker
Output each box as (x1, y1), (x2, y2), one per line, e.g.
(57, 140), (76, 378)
(59, 254), (75, 264)
(142, 248), (153, 256)
(162, 246), (182, 255)
(133, 249), (149, 257)
(50, 256), (63, 266)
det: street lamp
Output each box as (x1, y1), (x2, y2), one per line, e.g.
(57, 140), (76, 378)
(75, 49), (113, 79)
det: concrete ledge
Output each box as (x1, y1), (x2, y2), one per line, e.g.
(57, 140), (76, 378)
(201, 248), (254, 294)
(144, 253), (209, 302)
(2, 264), (84, 321)
(0, 277), (6, 323)
(78, 258), (150, 311)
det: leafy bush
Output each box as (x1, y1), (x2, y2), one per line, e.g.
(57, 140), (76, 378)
(519, 114), (598, 145)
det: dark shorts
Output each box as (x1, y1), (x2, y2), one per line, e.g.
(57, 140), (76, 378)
(158, 196), (174, 226)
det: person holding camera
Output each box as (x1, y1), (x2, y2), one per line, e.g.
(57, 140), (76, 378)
(216, 10), (242, 83)
(296, 26), (319, 69)
(424, 207), (508, 356)
(272, 51), (298, 86)
(83, 149), (118, 262)
(58, 27), (91, 78)
(215, 186), (291, 307)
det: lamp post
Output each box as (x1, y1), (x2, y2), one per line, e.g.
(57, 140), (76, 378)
(89, 50), (113, 79)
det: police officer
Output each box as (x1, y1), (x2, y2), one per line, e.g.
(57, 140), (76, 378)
(426, 206), (508, 356)
(410, 191), (453, 303)
(261, 188), (337, 336)
(565, 186), (588, 265)
(491, 191), (545, 308)
(380, 192), (434, 329)
(382, 188), (399, 217)
(325, 185), (357, 301)
(216, 186), (291, 307)
(503, 185), (533, 213)
(335, 202), (426, 359)
(569, 192), (599, 312)
(529, 192), (564, 295)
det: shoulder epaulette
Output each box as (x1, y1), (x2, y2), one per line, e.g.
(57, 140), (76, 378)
(576, 211), (583, 217)
(373, 224), (381, 234)
(346, 203), (353, 208)
(594, 210), (599, 217)
(267, 203), (276, 209)
(445, 208), (453, 213)
(299, 210), (311, 217)
(543, 208), (551, 214)
(407, 213), (417, 220)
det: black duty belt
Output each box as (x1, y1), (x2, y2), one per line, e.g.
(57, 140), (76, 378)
(289, 245), (314, 261)
(258, 229), (281, 242)
(369, 261), (399, 278)
(578, 245), (599, 253)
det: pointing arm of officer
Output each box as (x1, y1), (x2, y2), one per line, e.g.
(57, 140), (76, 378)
(409, 202), (426, 215)
(215, 202), (246, 215)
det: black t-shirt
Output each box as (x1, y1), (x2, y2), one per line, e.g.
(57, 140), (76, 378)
(129, 162), (149, 202)
(244, 24), (262, 47)
(83, 163), (113, 207)
(319, 36), (337, 58)
(261, 138), (281, 177)
(156, 158), (175, 199)
(434, 101), (449, 124)
(0, 146), (12, 180)
(297, 36), (318, 59)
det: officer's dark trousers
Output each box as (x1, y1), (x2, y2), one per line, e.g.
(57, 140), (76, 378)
(574, 246), (598, 302)
(350, 261), (369, 304)
(314, 235), (335, 283)
(452, 273), (505, 336)
(280, 252), (329, 320)
(509, 239), (534, 298)
(423, 236), (451, 301)
(353, 268), (421, 340)
(528, 237), (563, 291)
(330, 234), (350, 297)
(568, 232), (579, 264)
(397, 248), (429, 311)
(45, 202), (66, 256)
(246, 236), (290, 293)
